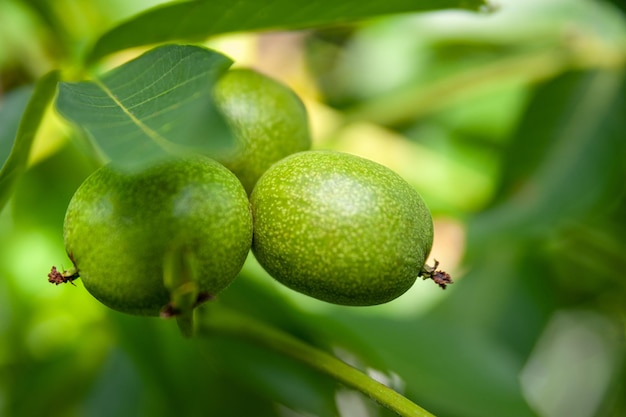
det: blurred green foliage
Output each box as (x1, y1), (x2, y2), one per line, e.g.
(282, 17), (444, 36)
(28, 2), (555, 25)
(1, 0), (625, 416)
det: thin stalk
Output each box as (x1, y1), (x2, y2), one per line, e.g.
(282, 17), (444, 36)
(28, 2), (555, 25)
(196, 306), (435, 417)
(162, 245), (201, 337)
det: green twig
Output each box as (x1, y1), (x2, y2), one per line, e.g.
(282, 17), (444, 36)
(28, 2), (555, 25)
(196, 307), (435, 417)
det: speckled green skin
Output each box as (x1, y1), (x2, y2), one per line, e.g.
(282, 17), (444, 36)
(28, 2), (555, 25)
(213, 69), (311, 195)
(250, 150), (434, 306)
(63, 157), (252, 316)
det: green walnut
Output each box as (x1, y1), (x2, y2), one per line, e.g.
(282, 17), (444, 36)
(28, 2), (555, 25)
(250, 150), (450, 306)
(50, 157), (252, 316)
(213, 68), (311, 194)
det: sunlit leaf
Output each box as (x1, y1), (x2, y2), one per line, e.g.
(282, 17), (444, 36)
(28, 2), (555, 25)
(86, 0), (490, 63)
(0, 71), (59, 212)
(55, 44), (234, 171)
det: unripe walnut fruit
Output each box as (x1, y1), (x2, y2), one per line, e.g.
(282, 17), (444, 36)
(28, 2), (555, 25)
(213, 68), (311, 194)
(250, 150), (446, 306)
(59, 157), (252, 316)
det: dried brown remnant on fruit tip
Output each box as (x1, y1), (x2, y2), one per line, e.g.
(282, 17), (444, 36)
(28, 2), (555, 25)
(420, 260), (453, 290)
(430, 270), (453, 290)
(48, 266), (79, 286)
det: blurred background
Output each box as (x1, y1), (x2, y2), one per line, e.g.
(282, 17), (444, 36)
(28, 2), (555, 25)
(1, 0), (625, 416)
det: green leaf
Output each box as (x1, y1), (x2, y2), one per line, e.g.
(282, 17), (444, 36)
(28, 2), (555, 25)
(205, 336), (340, 417)
(55, 44), (234, 171)
(357, 317), (539, 417)
(0, 70), (59, 212)
(0, 88), (32, 171)
(469, 70), (626, 244)
(109, 312), (279, 417)
(86, 0), (490, 64)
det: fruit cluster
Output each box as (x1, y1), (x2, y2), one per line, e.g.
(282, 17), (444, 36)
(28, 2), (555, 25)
(49, 69), (450, 317)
